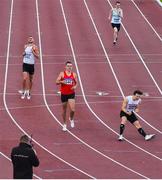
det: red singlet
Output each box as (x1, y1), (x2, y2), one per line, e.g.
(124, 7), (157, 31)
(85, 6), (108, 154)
(60, 71), (76, 95)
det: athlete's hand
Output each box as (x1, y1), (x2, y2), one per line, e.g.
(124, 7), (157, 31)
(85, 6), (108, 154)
(126, 111), (132, 115)
(60, 80), (66, 84)
(71, 85), (77, 90)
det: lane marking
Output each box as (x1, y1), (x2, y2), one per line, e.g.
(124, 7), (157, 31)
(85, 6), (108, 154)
(44, 168), (74, 172)
(53, 142), (82, 146)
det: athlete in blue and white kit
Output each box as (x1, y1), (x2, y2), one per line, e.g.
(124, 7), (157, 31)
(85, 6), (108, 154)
(109, 1), (123, 44)
(118, 90), (155, 141)
(20, 36), (39, 99)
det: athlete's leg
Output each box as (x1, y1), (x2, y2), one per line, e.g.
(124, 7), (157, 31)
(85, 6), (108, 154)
(120, 116), (127, 135)
(22, 72), (28, 90)
(133, 120), (146, 137)
(113, 27), (118, 43)
(68, 99), (75, 120)
(62, 102), (68, 124)
(21, 72), (30, 99)
(29, 74), (33, 91)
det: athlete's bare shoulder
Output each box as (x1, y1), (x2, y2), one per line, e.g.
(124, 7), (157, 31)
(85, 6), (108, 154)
(59, 71), (64, 77)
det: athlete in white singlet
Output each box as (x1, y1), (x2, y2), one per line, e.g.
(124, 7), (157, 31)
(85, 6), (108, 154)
(20, 36), (39, 100)
(109, 1), (123, 44)
(118, 90), (155, 141)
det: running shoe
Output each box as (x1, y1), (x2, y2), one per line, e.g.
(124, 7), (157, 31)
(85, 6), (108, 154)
(21, 93), (26, 99)
(70, 119), (75, 128)
(18, 89), (24, 94)
(118, 135), (124, 141)
(145, 134), (155, 141)
(62, 124), (67, 131)
(27, 93), (31, 100)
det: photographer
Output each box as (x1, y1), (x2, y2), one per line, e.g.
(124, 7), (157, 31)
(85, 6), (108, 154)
(11, 135), (39, 179)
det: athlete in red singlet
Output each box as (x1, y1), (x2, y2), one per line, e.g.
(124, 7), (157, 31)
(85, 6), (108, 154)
(56, 61), (78, 131)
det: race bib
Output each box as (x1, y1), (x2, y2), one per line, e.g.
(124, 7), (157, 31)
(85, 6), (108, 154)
(25, 53), (32, 59)
(64, 78), (73, 85)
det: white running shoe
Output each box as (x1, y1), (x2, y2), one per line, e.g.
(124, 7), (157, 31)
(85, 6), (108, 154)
(118, 135), (124, 141)
(18, 89), (24, 94)
(70, 120), (75, 128)
(145, 134), (155, 141)
(62, 124), (67, 131)
(27, 93), (31, 100)
(21, 92), (26, 99)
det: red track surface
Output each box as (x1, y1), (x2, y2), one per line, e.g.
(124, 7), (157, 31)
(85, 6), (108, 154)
(1, 0), (162, 179)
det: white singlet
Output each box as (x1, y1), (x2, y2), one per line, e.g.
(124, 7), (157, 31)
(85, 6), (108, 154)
(23, 46), (35, 65)
(111, 8), (122, 24)
(125, 96), (141, 112)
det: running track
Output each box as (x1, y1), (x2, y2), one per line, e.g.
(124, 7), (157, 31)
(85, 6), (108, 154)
(0, 0), (162, 179)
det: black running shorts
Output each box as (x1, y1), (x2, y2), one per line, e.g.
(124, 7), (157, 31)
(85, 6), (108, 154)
(23, 63), (34, 75)
(61, 93), (75, 103)
(111, 23), (121, 31)
(120, 110), (138, 124)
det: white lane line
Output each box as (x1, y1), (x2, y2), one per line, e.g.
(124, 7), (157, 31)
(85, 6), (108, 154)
(44, 168), (74, 172)
(131, 0), (162, 42)
(2, 0), (94, 179)
(83, 0), (162, 159)
(53, 142), (82, 146)
(0, 151), (41, 179)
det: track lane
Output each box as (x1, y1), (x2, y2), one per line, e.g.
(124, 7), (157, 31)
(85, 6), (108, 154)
(0, 0), (10, 108)
(0, 1), (15, 178)
(0, 152), (12, 179)
(133, 0), (162, 37)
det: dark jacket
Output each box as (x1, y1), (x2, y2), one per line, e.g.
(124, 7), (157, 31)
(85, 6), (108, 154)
(11, 142), (39, 179)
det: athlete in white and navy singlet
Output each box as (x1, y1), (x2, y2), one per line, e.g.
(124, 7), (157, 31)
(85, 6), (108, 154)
(23, 46), (35, 65)
(20, 36), (39, 100)
(118, 90), (155, 141)
(109, 1), (123, 44)
(111, 9), (122, 24)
